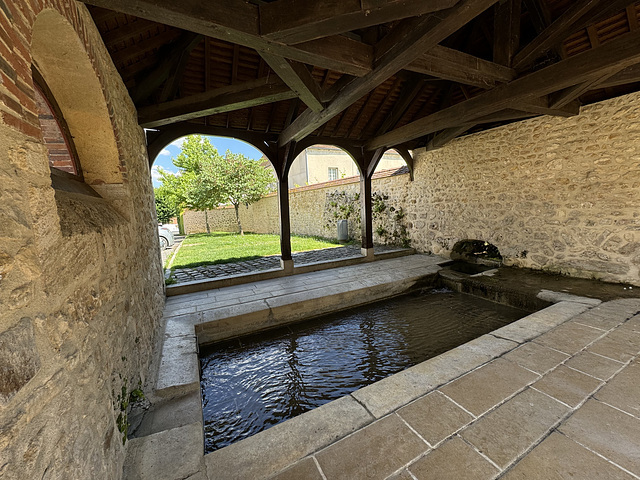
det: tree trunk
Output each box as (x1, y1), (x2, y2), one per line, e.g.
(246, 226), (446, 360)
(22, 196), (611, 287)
(234, 203), (243, 235)
(204, 209), (210, 234)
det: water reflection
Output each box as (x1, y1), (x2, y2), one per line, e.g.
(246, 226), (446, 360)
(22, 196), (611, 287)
(201, 289), (529, 452)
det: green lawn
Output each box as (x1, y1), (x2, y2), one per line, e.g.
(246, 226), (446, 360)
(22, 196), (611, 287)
(168, 232), (341, 270)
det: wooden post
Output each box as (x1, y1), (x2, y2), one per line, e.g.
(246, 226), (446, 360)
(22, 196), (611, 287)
(360, 173), (374, 259)
(272, 147), (294, 273)
(277, 174), (293, 272)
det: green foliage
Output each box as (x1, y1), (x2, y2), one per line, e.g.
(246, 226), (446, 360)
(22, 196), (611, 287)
(200, 150), (275, 234)
(324, 190), (411, 247)
(156, 135), (275, 235)
(114, 378), (145, 445)
(154, 188), (179, 223)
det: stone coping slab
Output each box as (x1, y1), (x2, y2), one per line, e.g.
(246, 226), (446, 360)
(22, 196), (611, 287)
(130, 256), (640, 480)
(166, 247), (415, 296)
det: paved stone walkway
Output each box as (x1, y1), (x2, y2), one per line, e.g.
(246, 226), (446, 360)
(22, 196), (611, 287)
(126, 257), (640, 480)
(167, 245), (405, 284)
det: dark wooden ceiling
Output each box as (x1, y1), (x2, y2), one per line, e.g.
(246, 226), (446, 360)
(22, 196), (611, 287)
(83, 0), (640, 153)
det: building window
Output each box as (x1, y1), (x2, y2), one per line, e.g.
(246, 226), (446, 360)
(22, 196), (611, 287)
(33, 68), (81, 178)
(328, 167), (339, 181)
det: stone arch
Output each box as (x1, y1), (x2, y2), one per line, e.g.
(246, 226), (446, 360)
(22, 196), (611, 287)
(30, 8), (122, 186)
(451, 239), (503, 264)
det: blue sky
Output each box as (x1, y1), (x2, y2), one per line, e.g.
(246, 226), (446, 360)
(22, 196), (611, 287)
(150, 135), (265, 188)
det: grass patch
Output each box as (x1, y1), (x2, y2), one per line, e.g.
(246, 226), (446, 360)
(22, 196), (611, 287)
(170, 232), (341, 270)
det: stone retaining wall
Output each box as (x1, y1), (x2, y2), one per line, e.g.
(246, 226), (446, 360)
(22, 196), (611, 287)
(184, 168), (411, 244)
(407, 93), (640, 286)
(0, 3), (164, 479)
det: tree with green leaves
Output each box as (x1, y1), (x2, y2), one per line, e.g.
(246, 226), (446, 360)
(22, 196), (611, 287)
(201, 150), (275, 235)
(156, 136), (225, 233)
(155, 135), (275, 235)
(154, 187), (179, 223)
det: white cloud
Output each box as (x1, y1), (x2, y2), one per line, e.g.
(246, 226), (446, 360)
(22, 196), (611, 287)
(159, 148), (171, 156)
(151, 165), (180, 183)
(150, 165), (163, 183)
(169, 137), (186, 149)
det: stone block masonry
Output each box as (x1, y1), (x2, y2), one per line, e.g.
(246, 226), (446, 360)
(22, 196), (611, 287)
(408, 92), (640, 286)
(0, 1), (164, 479)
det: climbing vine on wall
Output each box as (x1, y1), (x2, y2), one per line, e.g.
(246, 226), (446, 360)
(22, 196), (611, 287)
(323, 190), (410, 247)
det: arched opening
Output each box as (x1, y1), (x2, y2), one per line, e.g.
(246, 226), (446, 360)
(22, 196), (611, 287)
(372, 148), (409, 176)
(31, 9), (122, 190)
(288, 144), (362, 246)
(153, 133), (287, 284)
(288, 144), (361, 188)
(451, 239), (502, 265)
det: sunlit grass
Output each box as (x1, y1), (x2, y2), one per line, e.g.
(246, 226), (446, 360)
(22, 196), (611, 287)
(170, 232), (341, 269)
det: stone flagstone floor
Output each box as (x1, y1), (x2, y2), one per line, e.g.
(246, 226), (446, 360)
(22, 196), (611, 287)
(125, 255), (640, 480)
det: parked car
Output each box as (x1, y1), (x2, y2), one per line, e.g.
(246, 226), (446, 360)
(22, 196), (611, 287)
(158, 225), (175, 249)
(160, 222), (179, 235)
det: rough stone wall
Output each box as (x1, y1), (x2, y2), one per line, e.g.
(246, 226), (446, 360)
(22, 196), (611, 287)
(407, 92), (640, 286)
(183, 207), (238, 234)
(0, 2), (164, 479)
(184, 170), (410, 243)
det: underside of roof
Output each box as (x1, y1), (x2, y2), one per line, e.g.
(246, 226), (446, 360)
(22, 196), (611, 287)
(83, 0), (640, 155)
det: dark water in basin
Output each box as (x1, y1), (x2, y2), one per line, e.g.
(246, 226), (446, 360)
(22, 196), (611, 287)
(200, 288), (530, 453)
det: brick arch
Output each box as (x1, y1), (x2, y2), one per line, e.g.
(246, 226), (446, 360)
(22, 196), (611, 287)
(30, 7), (122, 186)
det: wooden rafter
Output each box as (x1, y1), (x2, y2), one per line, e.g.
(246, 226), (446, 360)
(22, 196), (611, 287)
(278, 0), (502, 146)
(405, 45), (516, 88)
(138, 77), (297, 128)
(516, 96), (581, 117)
(599, 62), (640, 88)
(375, 75), (425, 135)
(493, 0), (521, 67)
(368, 29), (640, 149)
(514, 0), (631, 71)
(549, 71), (621, 109)
(259, 53), (324, 112)
(80, 0), (373, 76)
(130, 32), (201, 104)
(259, 0), (460, 45)
(365, 75), (406, 137)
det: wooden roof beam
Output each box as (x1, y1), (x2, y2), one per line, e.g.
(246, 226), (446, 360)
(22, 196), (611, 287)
(278, 0), (502, 146)
(405, 44), (517, 88)
(367, 29), (640, 149)
(549, 70), (622, 109)
(79, 0), (373, 76)
(259, 0), (460, 45)
(425, 108), (538, 150)
(493, 0), (521, 67)
(517, 96), (581, 117)
(259, 53), (324, 112)
(131, 32), (202, 105)
(599, 63), (640, 88)
(513, 0), (626, 71)
(138, 77), (297, 128)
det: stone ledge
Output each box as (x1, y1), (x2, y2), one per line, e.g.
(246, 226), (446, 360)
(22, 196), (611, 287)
(491, 301), (593, 344)
(155, 335), (199, 397)
(195, 269), (438, 345)
(204, 396), (373, 480)
(124, 423), (204, 480)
